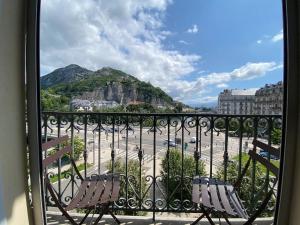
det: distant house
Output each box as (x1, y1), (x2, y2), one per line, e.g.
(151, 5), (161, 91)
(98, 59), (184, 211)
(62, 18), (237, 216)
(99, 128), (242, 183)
(70, 99), (119, 111)
(127, 100), (145, 106)
(93, 100), (119, 109)
(70, 99), (93, 111)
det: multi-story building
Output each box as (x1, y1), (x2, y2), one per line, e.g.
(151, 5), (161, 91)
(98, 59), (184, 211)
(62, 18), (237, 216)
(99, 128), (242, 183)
(218, 82), (283, 115)
(218, 89), (256, 114)
(255, 81), (283, 115)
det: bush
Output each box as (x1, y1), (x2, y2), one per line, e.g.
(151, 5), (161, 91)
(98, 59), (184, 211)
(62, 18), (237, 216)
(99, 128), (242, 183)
(160, 149), (206, 206)
(215, 154), (277, 216)
(107, 158), (147, 216)
(47, 136), (84, 163)
(271, 128), (282, 145)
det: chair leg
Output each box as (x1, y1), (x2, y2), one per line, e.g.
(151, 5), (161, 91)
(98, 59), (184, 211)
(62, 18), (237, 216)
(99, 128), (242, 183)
(224, 215), (232, 225)
(108, 210), (121, 224)
(79, 209), (92, 225)
(92, 212), (104, 225)
(191, 213), (206, 225)
(201, 207), (215, 225)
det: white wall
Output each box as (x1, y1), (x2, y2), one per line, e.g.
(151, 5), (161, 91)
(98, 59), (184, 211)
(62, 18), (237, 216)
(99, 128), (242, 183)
(0, 0), (31, 224)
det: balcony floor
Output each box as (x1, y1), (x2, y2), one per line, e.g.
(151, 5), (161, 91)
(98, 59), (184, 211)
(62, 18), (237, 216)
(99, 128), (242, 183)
(47, 211), (273, 225)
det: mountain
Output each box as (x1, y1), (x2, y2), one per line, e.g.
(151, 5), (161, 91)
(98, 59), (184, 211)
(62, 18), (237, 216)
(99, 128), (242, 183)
(41, 65), (175, 107)
(41, 64), (93, 88)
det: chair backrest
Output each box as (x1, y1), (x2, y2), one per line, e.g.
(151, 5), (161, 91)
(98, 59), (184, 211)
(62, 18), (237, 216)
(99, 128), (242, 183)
(249, 139), (280, 178)
(42, 135), (71, 169)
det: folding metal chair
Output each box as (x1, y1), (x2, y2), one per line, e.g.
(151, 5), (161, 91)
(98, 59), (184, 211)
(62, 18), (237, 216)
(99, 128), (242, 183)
(42, 135), (121, 224)
(191, 140), (279, 225)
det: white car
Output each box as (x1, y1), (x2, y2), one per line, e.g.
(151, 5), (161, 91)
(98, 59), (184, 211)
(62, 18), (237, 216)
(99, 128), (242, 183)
(190, 137), (196, 143)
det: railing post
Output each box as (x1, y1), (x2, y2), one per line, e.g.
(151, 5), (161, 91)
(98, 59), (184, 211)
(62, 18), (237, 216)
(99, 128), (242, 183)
(195, 116), (200, 176)
(138, 115), (143, 210)
(70, 115), (75, 199)
(224, 117), (229, 182)
(97, 114), (101, 174)
(57, 114), (62, 202)
(238, 116), (244, 179)
(152, 115), (157, 222)
(83, 114), (88, 178)
(167, 116), (170, 210)
(251, 116), (258, 213)
(210, 116), (214, 178)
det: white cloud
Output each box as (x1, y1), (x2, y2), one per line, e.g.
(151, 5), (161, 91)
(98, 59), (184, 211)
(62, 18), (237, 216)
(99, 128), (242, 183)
(40, 0), (201, 91)
(176, 62), (281, 104)
(179, 40), (189, 45)
(271, 30), (283, 42)
(187, 24), (198, 33)
(256, 40), (262, 44)
(217, 83), (228, 88)
(40, 1), (281, 105)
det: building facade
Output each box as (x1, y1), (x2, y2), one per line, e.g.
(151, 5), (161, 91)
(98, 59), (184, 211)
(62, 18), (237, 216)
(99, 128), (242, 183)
(218, 89), (256, 114)
(255, 81), (283, 115)
(70, 99), (119, 111)
(218, 82), (283, 115)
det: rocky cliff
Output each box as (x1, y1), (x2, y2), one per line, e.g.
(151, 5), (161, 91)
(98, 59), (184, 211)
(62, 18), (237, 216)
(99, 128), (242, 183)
(41, 65), (174, 107)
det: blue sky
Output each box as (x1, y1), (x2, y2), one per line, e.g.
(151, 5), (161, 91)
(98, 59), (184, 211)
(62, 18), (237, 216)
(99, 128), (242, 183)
(40, 0), (283, 106)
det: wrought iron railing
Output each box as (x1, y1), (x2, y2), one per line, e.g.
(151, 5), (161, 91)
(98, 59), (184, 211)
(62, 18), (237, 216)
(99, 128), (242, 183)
(42, 112), (281, 219)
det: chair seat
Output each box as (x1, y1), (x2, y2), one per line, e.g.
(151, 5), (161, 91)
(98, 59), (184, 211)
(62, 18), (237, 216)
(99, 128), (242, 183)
(192, 176), (249, 219)
(65, 174), (120, 211)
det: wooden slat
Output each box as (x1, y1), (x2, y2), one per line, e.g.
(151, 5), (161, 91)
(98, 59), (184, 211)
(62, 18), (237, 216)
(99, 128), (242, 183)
(209, 184), (224, 212)
(200, 178), (212, 208)
(88, 180), (106, 207)
(42, 135), (69, 151)
(77, 181), (98, 208)
(226, 186), (248, 219)
(110, 176), (121, 201)
(217, 185), (236, 216)
(43, 146), (72, 168)
(252, 140), (280, 158)
(65, 181), (89, 211)
(100, 179), (113, 203)
(192, 176), (200, 204)
(249, 150), (279, 176)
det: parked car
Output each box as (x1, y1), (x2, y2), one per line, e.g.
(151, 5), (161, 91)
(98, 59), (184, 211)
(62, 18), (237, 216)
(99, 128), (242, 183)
(107, 127), (119, 133)
(163, 139), (176, 147)
(190, 137), (196, 143)
(94, 126), (106, 132)
(259, 150), (279, 160)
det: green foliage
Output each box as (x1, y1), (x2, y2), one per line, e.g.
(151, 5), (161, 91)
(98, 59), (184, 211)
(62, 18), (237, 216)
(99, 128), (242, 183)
(126, 103), (156, 113)
(107, 158), (147, 216)
(41, 89), (70, 111)
(271, 128), (282, 145)
(215, 154), (277, 216)
(47, 136), (84, 162)
(136, 81), (173, 105)
(71, 136), (85, 161)
(173, 102), (183, 113)
(160, 149), (206, 204)
(50, 163), (92, 183)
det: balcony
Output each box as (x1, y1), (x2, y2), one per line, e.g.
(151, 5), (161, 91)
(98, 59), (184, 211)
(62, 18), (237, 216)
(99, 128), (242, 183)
(41, 112), (281, 224)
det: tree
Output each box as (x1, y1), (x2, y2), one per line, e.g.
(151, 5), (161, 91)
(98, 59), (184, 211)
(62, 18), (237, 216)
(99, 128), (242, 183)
(41, 89), (70, 111)
(107, 158), (147, 216)
(271, 128), (282, 145)
(160, 149), (206, 207)
(215, 154), (277, 216)
(173, 102), (183, 113)
(48, 136), (84, 163)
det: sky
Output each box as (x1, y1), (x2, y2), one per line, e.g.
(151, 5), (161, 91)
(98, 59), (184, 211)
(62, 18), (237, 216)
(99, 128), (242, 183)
(40, 0), (283, 107)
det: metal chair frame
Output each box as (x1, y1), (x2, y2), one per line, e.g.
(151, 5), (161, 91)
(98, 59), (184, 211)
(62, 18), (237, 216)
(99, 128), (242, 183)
(42, 135), (121, 225)
(191, 140), (279, 225)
